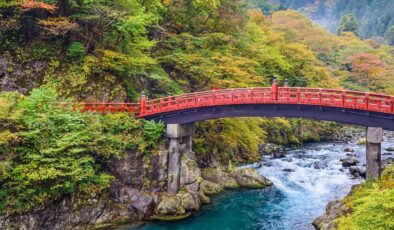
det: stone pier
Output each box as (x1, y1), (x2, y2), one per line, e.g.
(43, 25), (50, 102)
(366, 127), (383, 181)
(166, 123), (194, 195)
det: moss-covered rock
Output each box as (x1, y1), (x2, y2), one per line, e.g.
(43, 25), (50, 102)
(150, 213), (192, 221)
(178, 192), (199, 211)
(155, 196), (185, 216)
(200, 180), (224, 195)
(235, 168), (273, 188)
(357, 138), (366, 145)
(201, 167), (240, 189)
(199, 191), (211, 204)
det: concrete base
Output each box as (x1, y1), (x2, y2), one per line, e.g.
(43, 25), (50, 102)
(167, 123), (194, 195)
(366, 127), (383, 181)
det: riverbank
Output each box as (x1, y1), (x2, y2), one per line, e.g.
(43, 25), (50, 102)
(118, 140), (370, 230)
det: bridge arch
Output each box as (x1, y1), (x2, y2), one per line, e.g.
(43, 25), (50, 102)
(144, 104), (394, 131)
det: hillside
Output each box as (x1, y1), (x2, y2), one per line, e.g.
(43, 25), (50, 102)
(268, 0), (394, 42)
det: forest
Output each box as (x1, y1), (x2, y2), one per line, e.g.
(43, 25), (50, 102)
(269, 0), (394, 42)
(1, 0), (394, 229)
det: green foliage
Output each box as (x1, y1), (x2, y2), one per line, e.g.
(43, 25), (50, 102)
(194, 118), (266, 164)
(66, 42), (85, 60)
(142, 120), (165, 151)
(0, 89), (164, 215)
(336, 165), (394, 230)
(338, 14), (359, 36)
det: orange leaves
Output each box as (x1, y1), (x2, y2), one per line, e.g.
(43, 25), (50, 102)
(347, 53), (385, 75)
(21, 0), (57, 13)
(37, 17), (78, 36)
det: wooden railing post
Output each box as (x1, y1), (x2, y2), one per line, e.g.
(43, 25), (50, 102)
(341, 90), (345, 106)
(365, 93), (369, 110)
(319, 89), (322, 104)
(271, 77), (278, 101)
(391, 96), (394, 113)
(139, 91), (146, 116)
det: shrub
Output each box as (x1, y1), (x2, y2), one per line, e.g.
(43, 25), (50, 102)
(66, 42), (86, 60)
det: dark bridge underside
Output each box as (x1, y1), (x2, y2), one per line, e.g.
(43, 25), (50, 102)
(143, 104), (394, 131)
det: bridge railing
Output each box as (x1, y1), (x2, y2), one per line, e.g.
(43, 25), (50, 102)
(80, 102), (140, 114)
(141, 87), (394, 117)
(75, 86), (394, 117)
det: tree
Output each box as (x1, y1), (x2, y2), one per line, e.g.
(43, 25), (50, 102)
(346, 53), (385, 87)
(385, 25), (394, 45)
(337, 13), (359, 36)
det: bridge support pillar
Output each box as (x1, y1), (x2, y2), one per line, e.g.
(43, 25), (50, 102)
(166, 123), (194, 195)
(366, 127), (383, 181)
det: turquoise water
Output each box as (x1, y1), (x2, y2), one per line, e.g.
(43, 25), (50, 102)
(119, 140), (393, 230)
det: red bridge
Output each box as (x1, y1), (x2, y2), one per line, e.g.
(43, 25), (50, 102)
(79, 81), (394, 130)
(78, 80), (394, 192)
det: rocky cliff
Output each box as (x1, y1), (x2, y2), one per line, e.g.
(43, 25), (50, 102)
(0, 145), (272, 229)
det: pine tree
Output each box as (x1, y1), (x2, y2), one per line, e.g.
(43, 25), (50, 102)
(337, 13), (359, 36)
(385, 25), (394, 45)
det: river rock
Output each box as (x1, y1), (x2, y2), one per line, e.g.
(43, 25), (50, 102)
(201, 167), (239, 188)
(200, 180), (223, 195)
(178, 192), (199, 211)
(344, 147), (355, 152)
(313, 200), (350, 230)
(235, 168), (273, 188)
(340, 157), (359, 167)
(199, 191), (211, 204)
(260, 143), (286, 158)
(357, 138), (366, 145)
(385, 146), (394, 151)
(382, 157), (394, 168)
(283, 168), (295, 172)
(345, 153), (357, 157)
(155, 196), (185, 216)
(349, 166), (366, 178)
(313, 162), (327, 169)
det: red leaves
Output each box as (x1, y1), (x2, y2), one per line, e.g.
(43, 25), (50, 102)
(21, 0), (57, 13)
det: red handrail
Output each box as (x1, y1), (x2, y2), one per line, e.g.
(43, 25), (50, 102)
(73, 87), (394, 118)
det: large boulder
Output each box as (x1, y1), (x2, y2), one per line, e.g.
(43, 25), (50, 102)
(200, 180), (223, 195)
(155, 196), (185, 216)
(201, 167), (240, 188)
(178, 192), (199, 211)
(340, 157), (359, 167)
(313, 200), (350, 230)
(260, 143), (286, 158)
(235, 168), (273, 188)
(180, 158), (201, 186)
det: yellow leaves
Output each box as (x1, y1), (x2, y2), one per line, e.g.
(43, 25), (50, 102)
(248, 9), (265, 25)
(38, 17), (78, 36)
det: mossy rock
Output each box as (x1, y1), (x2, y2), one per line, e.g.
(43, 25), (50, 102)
(199, 191), (211, 204)
(200, 180), (224, 195)
(155, 196), (185, 216)
(385, 146), (394, 151)
(201, 167), (240, 189)
(236, 168), (273, 188)
(150, 213), (192, 221)
(357, 138), (366, 145)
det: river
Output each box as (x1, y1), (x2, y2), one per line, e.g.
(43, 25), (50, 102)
(119, 139), (394, 230)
